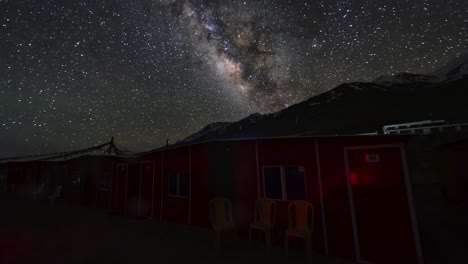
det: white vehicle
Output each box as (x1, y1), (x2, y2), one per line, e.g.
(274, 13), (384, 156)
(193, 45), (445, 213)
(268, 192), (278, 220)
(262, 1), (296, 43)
(383, 120), (468, 135)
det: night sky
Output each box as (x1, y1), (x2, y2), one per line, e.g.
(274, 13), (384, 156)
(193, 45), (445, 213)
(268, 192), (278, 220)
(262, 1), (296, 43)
(1, 0), (467, 157)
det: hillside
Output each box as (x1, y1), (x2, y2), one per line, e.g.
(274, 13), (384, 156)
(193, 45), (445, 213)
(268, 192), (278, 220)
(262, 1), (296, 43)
(177, 53), (468, 145)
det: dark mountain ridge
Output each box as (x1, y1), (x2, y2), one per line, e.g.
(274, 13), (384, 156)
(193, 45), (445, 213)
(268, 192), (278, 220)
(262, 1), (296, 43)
(176, 53), (468, 145)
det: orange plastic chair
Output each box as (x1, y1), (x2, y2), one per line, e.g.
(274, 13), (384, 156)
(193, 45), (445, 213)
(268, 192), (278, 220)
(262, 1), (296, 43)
(285, 200), (314, 261)
(209, 197), (235, 252)
(249, 198), (277, 252)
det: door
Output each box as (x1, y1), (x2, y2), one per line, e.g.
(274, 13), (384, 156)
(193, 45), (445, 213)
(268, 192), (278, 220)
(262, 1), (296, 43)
(345, 146), (419, 264)
(139, 161), (155, 218)
(126, 164), (141, 217)
(115, 164), (128, 215)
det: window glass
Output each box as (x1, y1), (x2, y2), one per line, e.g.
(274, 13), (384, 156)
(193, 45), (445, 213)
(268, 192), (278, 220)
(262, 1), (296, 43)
(72, 174), (80, 185)
(99, 173), (110, 191)
(179, 173), (189, 197)
(264, 167), (283, 199)
(168, 173), (178, 196)
(285, 166), (306, 200)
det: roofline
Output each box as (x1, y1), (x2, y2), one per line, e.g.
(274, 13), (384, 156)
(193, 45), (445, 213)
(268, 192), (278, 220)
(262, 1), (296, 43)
(40, 153), (136, 162)
(0, 141), (110, 161)
(4, 153), (136, 163)
(137, 134), (412, 156)
(0, 138), (134, 162)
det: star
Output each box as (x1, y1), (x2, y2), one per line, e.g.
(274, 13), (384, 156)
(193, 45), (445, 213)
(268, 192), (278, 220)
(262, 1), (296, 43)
(0, 0), (466, 157)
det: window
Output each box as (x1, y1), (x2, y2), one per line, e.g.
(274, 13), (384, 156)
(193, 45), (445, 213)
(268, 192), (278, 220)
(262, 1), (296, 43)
(285, 167), (306, 200)
(168, 174), (178, 196)
(99, 173), (110, 191)
(168, 173), (189, 197)
(70, 173), (80, 185)
(264, 167), (283, 199)
(263, 166), (306, 200)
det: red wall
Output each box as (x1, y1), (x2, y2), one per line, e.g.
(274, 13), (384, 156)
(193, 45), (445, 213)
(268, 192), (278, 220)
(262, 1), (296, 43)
(95, 157), (115, 209)
(346, 146), (417, 264)
(316, 138), (358, 259)
(7, 161), (42, 186)
(231, 141), (258, 236)
(152, 153), (163, 220)
(257, 138), (326, 253)
(139, 144), (211, 227)
(161, 147), (190, 224)
(133, 136), (418, 264)
(64, 156), (115, 208)
(126, 162), (141, 216)
(138, 152), (163, 220)
(64, 158), (82, 205)
(189, 144), (210, 227)
(112, 162), (128, 215)
(139, 160), (155, 218)
(317, 136), (414, 261)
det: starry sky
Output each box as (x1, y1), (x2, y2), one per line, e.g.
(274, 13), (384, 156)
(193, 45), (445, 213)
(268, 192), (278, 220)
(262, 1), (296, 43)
(1, 0), (467, 157)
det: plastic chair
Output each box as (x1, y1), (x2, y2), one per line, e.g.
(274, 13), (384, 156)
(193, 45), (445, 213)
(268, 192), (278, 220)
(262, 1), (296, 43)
(32, 183), (45, 200)
(209, 197), (235, 253)
(49, 185), (63, 206)
(285, 200), (314, 261)
(249, 198), (277, 253)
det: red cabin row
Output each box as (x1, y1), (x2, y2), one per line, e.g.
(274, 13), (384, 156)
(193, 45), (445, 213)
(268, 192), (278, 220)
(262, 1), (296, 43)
(63, 155), (116, 208)
(2, 155), (118, 209)
(109, 135), (423, 264)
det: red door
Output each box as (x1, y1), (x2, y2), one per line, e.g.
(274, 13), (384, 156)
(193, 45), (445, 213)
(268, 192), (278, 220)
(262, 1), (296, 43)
(139, 161), (154, 218)
(115, 164), (128, 215)
(346, 146), (419, 264)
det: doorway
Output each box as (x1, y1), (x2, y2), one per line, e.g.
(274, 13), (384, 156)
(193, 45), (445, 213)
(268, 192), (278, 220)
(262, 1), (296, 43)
(139, 161), (155, 218)
(344, 145), (421, 264)
(115, 164), (128, 215)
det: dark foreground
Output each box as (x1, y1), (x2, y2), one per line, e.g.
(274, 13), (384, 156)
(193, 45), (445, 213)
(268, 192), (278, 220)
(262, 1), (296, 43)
(0, 193), (354, 264)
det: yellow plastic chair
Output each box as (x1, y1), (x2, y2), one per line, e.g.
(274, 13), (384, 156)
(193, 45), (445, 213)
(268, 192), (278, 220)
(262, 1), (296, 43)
(249, 198), (277, 252)
(209, 197), (235, 252)
(285, 200), (314, 261)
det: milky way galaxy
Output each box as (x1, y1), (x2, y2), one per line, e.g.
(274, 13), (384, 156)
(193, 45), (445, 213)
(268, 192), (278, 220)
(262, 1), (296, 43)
(0, 0), (467, 156)
(167, 0), (296, 112)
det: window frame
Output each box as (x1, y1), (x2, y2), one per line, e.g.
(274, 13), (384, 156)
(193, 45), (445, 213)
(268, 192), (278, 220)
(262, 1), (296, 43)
(262, 165), (307, 201)
(167, 172), (189, 198)
(71, 173), (81, 186)
(99, 172), (111, 191)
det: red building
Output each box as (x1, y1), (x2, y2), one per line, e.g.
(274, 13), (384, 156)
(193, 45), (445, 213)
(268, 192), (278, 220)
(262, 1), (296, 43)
(3, 160), (42, 193)
(1, 139), (131, 208)
(62, 155), (117, 208)
(111, 135), (423, 264)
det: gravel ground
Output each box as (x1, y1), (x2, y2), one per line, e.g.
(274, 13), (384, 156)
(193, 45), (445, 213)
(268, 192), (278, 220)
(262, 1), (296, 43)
(0, 193), (355, 264)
